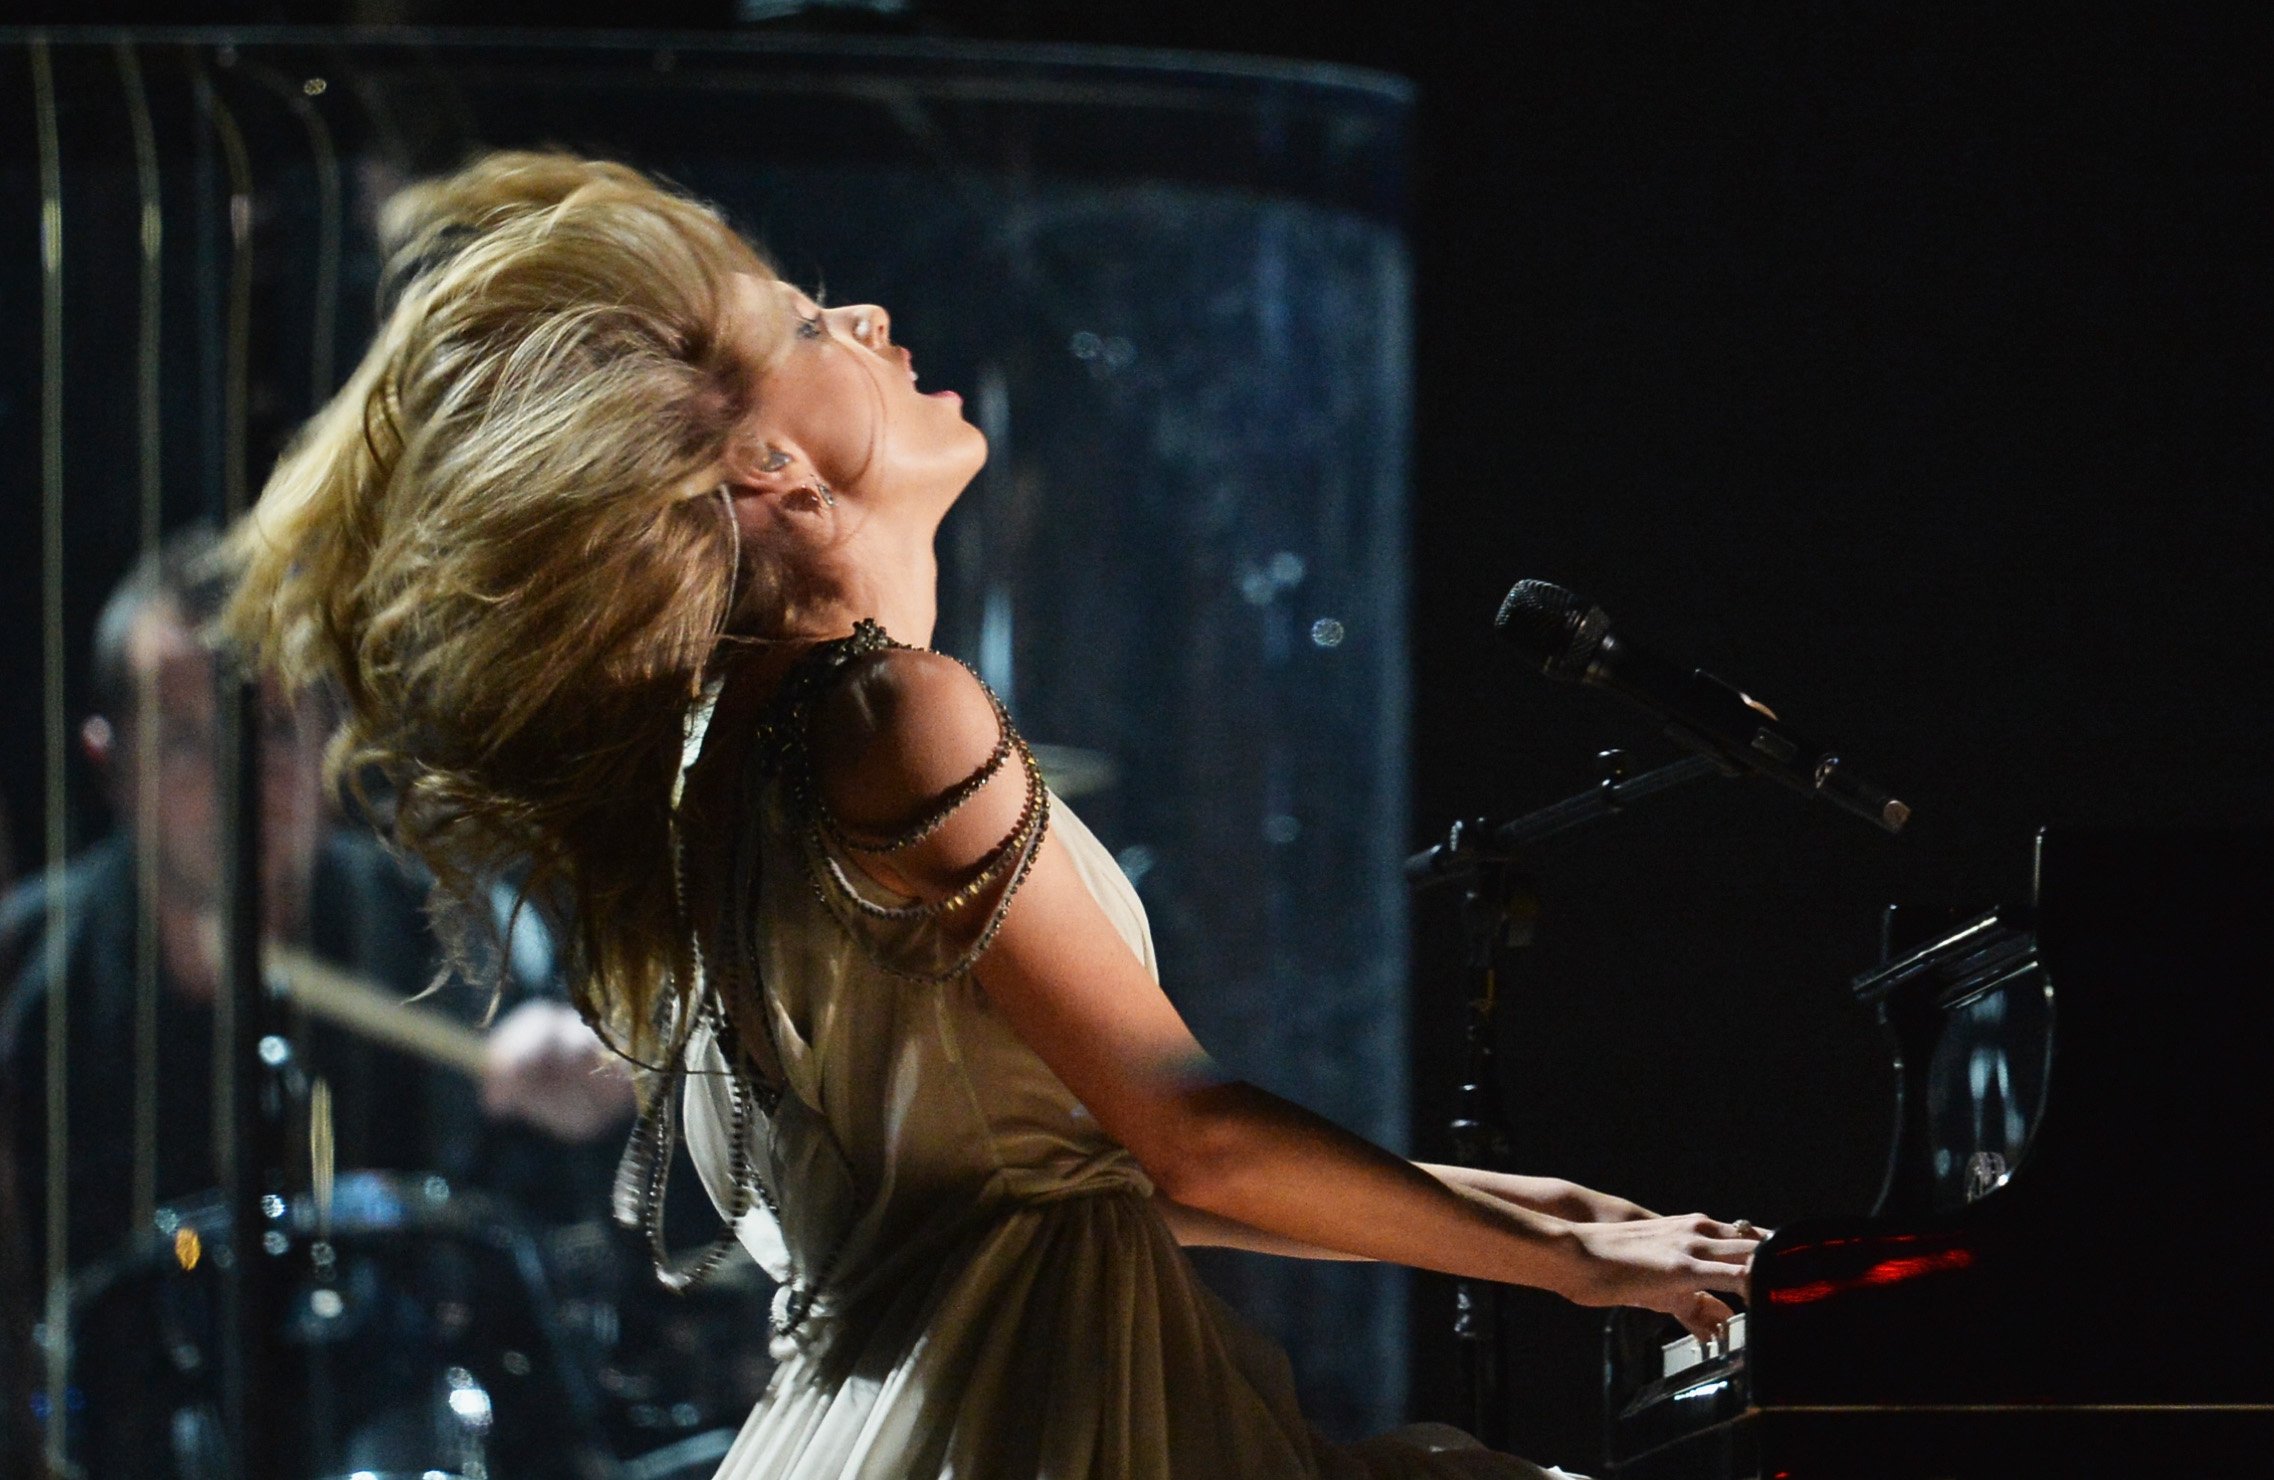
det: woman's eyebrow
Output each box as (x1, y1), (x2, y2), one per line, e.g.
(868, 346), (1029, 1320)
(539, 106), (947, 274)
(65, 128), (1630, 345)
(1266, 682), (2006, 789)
(767, 277), (817, 310)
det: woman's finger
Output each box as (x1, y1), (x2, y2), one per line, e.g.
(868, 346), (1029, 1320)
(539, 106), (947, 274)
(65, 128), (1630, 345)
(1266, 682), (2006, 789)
(1694, 1218), (1766, 1242)
(1696, 1237), (1762, 1264)
(1688, 1260), (1752, 1296)
(1675, 1290), (1735, 1343)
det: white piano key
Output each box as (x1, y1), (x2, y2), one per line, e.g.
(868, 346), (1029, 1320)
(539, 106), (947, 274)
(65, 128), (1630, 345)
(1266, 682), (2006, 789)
(1658, 1309), (1747, 1380)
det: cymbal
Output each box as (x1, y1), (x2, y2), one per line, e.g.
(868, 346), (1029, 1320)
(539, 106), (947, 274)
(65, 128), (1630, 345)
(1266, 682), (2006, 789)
(1028, 743), (1118, 799)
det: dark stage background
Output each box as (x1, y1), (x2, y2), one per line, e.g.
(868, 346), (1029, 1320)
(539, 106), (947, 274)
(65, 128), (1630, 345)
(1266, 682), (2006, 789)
(7, 4), (2272, 1472)
(964, 8), (2274, 1465)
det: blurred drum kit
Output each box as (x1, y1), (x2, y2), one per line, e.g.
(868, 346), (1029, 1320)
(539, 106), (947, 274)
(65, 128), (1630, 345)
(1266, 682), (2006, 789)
(50, 951), (778, 1480)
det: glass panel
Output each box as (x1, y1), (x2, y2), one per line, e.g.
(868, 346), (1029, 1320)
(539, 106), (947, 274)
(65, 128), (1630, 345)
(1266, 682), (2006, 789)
(0, 32), (1413, 1452)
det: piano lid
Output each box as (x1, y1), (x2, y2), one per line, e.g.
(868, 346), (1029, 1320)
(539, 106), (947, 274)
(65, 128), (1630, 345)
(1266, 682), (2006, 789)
(1851, 908), (2050, 1217)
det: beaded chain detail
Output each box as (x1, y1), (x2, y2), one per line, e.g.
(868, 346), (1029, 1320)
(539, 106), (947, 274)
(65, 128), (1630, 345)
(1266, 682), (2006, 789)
(778, 625), (1051, 982)
(611, 664), (777, 1297)
(613, 618), (1050, 1350)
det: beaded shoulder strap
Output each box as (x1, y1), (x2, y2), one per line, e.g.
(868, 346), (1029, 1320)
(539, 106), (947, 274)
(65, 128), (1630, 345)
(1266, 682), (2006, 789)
(778, 622), (1052, 984)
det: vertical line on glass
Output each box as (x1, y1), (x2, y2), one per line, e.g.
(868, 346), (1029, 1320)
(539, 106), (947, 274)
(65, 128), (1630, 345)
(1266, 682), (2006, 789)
(29, 36), (71, 1475)
(117, 36), (167, 1241)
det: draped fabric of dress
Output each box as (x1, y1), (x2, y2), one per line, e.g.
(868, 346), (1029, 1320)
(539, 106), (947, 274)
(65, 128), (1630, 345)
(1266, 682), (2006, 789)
(675, 660), (1582, 1480)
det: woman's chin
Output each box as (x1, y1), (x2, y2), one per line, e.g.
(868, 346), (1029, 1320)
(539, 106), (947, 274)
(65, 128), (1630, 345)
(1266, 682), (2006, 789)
(954, 423), (990, 477)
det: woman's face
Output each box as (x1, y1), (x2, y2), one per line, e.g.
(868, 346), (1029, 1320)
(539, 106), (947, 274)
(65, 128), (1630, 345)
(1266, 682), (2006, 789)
(733, 273), (986, 512)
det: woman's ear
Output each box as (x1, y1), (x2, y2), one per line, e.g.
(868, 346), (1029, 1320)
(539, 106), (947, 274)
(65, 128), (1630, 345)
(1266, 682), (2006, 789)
(743, 439), (835, 517)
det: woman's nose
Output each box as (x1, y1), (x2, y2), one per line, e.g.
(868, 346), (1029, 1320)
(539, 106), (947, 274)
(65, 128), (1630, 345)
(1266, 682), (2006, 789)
(837, 302), (890, 349)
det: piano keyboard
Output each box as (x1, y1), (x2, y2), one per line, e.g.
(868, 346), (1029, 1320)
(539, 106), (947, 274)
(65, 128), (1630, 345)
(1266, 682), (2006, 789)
(1660, 1310), (1747, 1381)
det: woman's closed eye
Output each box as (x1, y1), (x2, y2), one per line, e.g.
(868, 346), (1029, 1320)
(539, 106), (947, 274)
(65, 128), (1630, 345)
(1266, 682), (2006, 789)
(797, 312), (827, 341)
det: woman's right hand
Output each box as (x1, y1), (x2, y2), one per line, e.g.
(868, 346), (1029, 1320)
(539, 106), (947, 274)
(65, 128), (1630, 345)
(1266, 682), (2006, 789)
(1558, 1214), (1763, 1341)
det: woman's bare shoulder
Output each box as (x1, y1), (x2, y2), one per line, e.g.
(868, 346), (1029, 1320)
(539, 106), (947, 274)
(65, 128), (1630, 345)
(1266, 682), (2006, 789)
(804, 645), (1013, 848)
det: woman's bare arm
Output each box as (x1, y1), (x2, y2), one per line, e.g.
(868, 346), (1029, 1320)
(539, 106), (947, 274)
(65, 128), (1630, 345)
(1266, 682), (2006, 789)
(1157, 1167), (1654, 1257)
(1417, 1165), (1658, 1225)
(1151, 1191), (1374, 1260)
(809, 652), (1757, 1337)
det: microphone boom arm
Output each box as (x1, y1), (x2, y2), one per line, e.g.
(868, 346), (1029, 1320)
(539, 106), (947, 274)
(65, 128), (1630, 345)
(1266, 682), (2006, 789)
(1404, 752), (1728, 888)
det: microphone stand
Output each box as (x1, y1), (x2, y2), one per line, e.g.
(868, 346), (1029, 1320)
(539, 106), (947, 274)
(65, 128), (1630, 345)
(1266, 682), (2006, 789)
(1405, 752), (1728, 889)
(1443, 852), (1524, 1451)
(1406, 750), (1724, 1444)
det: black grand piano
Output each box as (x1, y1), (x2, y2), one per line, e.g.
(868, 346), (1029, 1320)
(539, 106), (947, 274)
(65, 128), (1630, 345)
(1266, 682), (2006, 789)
(1603, 826), (2274, 1478)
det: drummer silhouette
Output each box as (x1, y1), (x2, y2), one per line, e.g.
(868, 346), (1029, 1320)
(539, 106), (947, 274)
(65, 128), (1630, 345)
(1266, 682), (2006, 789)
(0, 524), (638, 1278)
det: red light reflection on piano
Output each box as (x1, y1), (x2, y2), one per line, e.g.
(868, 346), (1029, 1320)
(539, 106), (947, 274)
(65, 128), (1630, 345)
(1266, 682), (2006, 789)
(1765, 1247), (1976, 1305)
(1795, 1231), (1924, 1251)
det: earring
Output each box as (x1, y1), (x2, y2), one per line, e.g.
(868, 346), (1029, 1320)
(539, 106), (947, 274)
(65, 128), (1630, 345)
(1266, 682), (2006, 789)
(809, 480), (836, 509)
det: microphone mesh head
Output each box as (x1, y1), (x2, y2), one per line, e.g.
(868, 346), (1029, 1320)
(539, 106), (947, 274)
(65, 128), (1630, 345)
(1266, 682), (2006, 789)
(1494, 580), (1611, 681)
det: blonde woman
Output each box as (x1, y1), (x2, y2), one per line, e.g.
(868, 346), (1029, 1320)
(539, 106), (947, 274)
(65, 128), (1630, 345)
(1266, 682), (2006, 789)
(223, 152), (1758, 1480)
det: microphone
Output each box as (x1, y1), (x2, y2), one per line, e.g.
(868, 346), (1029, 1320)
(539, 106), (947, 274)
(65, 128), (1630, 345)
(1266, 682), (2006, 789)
(1494, 580), (1912, 834)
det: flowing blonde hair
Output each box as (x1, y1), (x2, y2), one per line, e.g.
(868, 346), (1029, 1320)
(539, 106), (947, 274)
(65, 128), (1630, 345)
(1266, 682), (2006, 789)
(221, 151), (783, 1064)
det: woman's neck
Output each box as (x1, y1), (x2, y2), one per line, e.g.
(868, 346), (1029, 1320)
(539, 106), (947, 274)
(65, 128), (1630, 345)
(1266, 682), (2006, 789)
(786, 518), (941, 650)
(849, 530), (939, 649)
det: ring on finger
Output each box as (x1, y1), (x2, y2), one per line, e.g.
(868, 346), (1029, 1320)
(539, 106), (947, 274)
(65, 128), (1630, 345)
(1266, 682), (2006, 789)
(1733, 1218), (1755, 1237)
